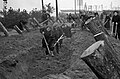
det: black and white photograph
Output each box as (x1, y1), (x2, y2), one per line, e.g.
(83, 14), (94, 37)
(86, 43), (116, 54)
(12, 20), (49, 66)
(0, 0), (120, 79)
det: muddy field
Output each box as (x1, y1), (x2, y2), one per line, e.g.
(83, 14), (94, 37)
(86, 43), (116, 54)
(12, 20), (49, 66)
(0, 28), (120, 79)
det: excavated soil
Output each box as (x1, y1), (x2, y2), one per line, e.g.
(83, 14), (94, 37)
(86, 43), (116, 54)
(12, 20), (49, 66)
(0, 28), (120, 79)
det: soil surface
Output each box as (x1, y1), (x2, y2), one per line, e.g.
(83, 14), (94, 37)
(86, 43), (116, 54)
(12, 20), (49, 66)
(0, 27), (120, 79)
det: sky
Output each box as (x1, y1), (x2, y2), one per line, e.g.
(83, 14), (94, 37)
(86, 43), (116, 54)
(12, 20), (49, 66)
(0, 0), (120, 11)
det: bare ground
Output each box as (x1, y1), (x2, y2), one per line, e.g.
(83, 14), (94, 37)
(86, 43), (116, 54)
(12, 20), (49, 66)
(0, 28), (120, 79)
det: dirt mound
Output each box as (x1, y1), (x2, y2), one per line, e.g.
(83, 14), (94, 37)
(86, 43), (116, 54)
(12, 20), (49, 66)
(0, 29), (73, 79)
(1, 28), (119, 79)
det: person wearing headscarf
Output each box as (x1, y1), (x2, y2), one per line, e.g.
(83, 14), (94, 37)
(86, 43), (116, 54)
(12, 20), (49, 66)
(112, 11), (120, 39)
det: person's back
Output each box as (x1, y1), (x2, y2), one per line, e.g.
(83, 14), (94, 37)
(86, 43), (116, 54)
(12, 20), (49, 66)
(41, 12), (50, 25)
(42, 13), (47, 21)
(104, 14), (111, 30)
(40, 26), (52, 40)
(68, 13), (73, 22)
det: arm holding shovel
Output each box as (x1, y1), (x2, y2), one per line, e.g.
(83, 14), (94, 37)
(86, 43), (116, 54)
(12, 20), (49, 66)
(42, 32), (51, 55)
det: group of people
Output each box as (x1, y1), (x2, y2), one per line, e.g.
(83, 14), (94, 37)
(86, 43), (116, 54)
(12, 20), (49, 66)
(40, 23), (72, 56)
(40, 10), (72, 57)
(39, 10), (120, 57)
(75, 10), (120, 40)
(103, 11), (120, 40)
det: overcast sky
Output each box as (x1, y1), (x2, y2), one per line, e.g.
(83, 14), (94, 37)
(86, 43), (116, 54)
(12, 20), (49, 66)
(0, 0), (120, 11)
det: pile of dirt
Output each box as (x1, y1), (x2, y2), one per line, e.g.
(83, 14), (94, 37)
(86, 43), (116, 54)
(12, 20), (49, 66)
(0, 29), (73, 79)
(0, 28), (120, 79)
(42, 30), (97, 79)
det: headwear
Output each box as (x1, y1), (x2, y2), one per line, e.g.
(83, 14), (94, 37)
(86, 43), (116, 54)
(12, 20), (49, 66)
(113, 10), (118, 14)
(94, 12), (99, 16)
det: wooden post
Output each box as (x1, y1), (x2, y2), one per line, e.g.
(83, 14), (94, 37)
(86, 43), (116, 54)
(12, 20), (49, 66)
(20, 23), (30, 32)
(33, 17), (50, 27)
(79, 0), (80, 14)
(33, 17), (41, 27)
(0, 22), (9, 36)
(81, 41), (106, 79)
(41, 0), (44, 11)
(56, 0), (58, 21)
(14, 25), (22, 34)
(75, 0), (76, 14)
(24, 25), (30, 32)
(83, 18), (120, 78)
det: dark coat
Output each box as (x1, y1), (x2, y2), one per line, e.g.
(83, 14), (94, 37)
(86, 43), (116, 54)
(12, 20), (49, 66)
(104, 15), (111, 29)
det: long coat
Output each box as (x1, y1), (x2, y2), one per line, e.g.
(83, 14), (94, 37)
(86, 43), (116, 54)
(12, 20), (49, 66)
(104, 15), (111, 29)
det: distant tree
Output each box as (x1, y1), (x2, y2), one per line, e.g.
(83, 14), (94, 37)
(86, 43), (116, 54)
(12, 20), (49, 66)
(0, 8), (31, 28)
(45, 3), (55, 14)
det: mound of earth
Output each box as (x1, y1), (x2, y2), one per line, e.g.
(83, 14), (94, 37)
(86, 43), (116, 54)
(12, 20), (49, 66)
(0, 28), (120, 79)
